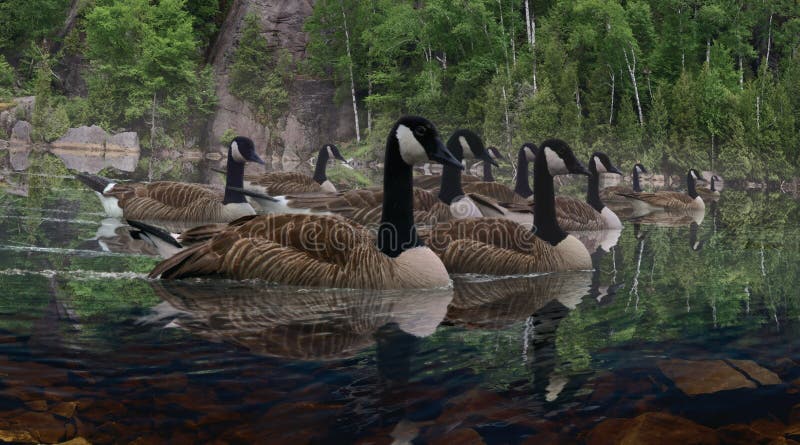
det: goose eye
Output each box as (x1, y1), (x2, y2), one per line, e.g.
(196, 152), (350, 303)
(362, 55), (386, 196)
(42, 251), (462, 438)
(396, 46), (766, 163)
(414, 126), (427, 137)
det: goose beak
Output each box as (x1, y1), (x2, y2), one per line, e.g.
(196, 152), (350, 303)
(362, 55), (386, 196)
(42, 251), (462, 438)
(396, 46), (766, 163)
(609, 165), (623, 175)
(431, 139), (464, 170)
(335, 153), (348, 163)
(571, 160), (590, 176)
(248, 153), (266, 165)
(482, 152), (499, 167)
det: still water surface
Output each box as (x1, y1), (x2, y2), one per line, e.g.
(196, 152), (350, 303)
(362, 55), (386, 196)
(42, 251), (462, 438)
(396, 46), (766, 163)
(1, 151), (799, 444)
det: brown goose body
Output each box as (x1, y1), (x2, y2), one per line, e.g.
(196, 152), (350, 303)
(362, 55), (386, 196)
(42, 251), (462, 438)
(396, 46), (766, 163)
(146, 115), (464, 290)
(425, 218), (591, 274)
(600, 163), (648, 202)
(247, 171), (334, 194)
(617, 169), (706, 212)
(77, 136), (265, 225)
(106, 181), (254, 223)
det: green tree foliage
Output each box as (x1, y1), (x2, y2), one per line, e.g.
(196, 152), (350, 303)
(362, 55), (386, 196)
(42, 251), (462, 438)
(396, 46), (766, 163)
(84, 0), (216, 143)
(305, 0), (800, 179)
(0, 0), (70, 50)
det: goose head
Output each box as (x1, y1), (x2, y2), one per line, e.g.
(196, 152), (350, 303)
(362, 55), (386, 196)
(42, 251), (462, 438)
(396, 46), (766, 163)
(486, 146), (505, 161)
(634, 162), (648, 174)
(688, 169), (706, 183)
(539, 139), (590, 177)
(451, 129), (498, 167)
(589, 152), (622, 175)
(322, 144), (348, 163)
(394, 116), (462, 169)
(520, 143), (537, 162)
(229, 137), (265, 165)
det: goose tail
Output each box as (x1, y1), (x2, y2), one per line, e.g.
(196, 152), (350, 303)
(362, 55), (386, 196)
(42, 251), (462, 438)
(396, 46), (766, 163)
(127, 220), (184, 259)
(75, 173), (112, 193)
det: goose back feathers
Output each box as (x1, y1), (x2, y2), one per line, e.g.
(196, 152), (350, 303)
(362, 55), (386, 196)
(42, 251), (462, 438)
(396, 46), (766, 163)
(618, 169), (706, 211)
(148, 116), (463, 289)
(246, 144), (347, 195)
(424, 139), (592, 275)
(77, 136), (265, 224)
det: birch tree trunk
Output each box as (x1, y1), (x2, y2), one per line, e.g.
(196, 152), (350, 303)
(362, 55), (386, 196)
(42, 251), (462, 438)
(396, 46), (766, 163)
(739, 57), (744, 89)
(608, 66), (615, 125)
(528, 1), (538, 92)
(765, 12), (773, 70)
(367, 78), (372, 134)
(502, 85), (512, 147)
(341, 2), (360, 143)
(706, 39), (711, 66)
(623, 45), (644, 126)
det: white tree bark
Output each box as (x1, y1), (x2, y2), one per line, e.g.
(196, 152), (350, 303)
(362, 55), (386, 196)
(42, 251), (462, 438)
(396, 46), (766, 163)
(525, 0), (532, 45)
(530, 2), (537, 92)
(367, 78), (372, 134)
(502, 85), (512, 146)
(739, 56), (744, 89)
(623, 44), (644, 126)
(608, 66), (615, 125)
(756, 95), (761, 130)
(706, 39), (711, 66)
(341, 2), (360, 143)
(765, 12), (773, 70)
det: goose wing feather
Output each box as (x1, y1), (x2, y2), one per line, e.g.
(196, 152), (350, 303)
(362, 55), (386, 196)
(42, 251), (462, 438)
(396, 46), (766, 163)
(248, 172), (322, 194)
(554, 196), (604, 231)
(151, 214), (402, 288)
(463, 182), (529, 204)
(617, 191), (696, 207)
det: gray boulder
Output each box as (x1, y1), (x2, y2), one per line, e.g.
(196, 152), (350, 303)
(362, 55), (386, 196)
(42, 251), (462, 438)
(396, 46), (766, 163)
(106, 131), (139, 151)
(10, 120), (32, 144)
(52, 125), (109, 150)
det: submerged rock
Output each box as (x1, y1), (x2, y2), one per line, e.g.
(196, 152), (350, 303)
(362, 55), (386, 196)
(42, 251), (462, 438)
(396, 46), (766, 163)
(658, 359), (781, 396)
(586, 412), (719, 445)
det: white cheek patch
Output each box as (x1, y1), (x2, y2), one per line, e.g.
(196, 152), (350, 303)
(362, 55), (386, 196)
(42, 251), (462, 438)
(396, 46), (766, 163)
(524, 147), (536, 162)
(690, 170), (698, 179)
(459, 136), (474, 159)
(593, 156), (607, 173)
(396, 124), (428, 165)
(327, 146), (335, 159)
(544, 147), (568, 175)
(103, 183), (116, 194)
(231, 141), (246, 163)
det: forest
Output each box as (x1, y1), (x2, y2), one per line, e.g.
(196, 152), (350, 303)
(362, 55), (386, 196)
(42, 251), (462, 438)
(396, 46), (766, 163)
(0, 0), (798, 181)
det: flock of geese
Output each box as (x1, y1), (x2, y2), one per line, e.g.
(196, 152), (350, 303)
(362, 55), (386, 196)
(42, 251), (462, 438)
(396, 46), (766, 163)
(76, 115), (717, 290)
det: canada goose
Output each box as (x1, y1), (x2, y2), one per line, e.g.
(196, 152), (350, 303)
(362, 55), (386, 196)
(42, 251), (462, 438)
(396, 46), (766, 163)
(246, 144), (347, 194)
(617, 169), (706, 212)
(551, 152), (623, 231)
(143, 115), (463, 289)
(412, 142), (503, 189)
(453, 143), (537, 205)
(246, 129), (501, 227)
(600, 162), (648, 202)
(76, 137), (268, 224)
(697, 175), (721, 200)
(424, 139), (593, 275)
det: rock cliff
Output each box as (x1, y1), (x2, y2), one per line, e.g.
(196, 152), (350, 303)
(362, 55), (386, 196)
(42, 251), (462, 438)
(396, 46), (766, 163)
(206, 0), (353, 170)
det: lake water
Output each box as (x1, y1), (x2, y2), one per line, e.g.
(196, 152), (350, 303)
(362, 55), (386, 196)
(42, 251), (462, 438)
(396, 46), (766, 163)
(1, 150), (799, 444)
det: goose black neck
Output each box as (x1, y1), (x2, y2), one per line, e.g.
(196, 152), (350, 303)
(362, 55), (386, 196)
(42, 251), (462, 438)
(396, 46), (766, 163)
(687, 172), (699, 199)
(514, 150), (533, 198)
(482, 161), (495, 182)
(586, 163), (604, 212)
(378, 135), (420, 257)
(438, 137), (465, 205)
(533, 149), (567, 245)
(710, 176), (716, 192)
(222, 154), (247, 204)
(632, 167), (642, 192)
(312, 147), (330, 184)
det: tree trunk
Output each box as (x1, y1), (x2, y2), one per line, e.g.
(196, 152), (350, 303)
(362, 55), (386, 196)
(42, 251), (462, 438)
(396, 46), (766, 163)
(341, 2), (361, 143)
(608, 66), (615, 125)
(502, 85), (512, 147)
(623, 45), (644, 126)
(706, 39), (711, 66)
(765, 12), (773, 71)
(367, 78), (372, 134)
(756, 95), (761, 130)
(739, 56), (744, 89)
(530, 3), (537, 92)
(525, 0), (532, 45)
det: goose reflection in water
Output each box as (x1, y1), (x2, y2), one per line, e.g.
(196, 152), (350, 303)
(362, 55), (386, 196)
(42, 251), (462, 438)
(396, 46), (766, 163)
(144, 281), (453, 361)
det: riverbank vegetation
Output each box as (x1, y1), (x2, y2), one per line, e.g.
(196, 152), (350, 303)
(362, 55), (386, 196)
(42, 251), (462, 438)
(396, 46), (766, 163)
(1, 0), (799, 181)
